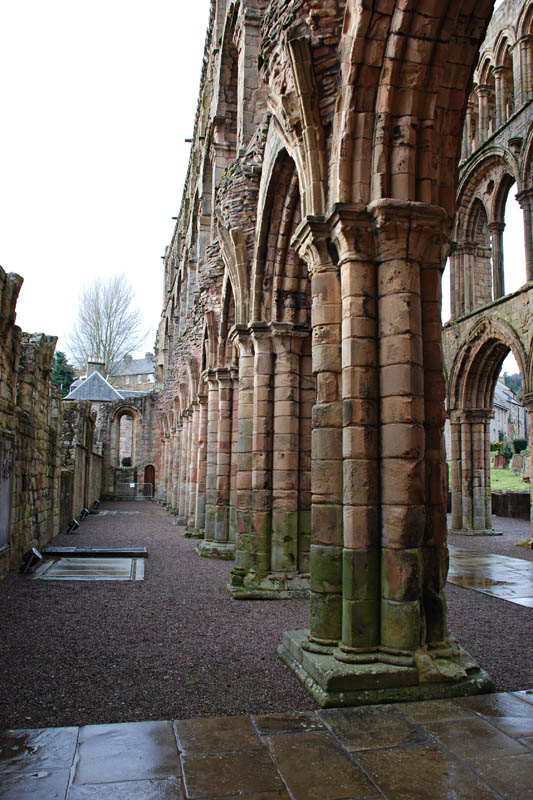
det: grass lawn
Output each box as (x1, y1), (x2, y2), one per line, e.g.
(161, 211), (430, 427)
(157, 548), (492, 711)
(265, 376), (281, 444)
(490, 468), (529, 491)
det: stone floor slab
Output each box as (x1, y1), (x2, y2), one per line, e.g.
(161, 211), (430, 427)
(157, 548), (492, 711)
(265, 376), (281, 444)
(395, 698), (476, 723)
(0, 768), (71, 799)
(67, 776), (184, 799)
(447, 547), (533, 606)
(181, 750), (284, 798)
(72, 721), (179, 785)
(469, 754), (533, 799)
(174, 715), (262, 754)
(317, 705), (429, 752)
(426, 716), (529, 759)
(251, 711), (325, 735)
(356, 744), (499, 799)
(0, 727), (78, 773)
(266, 730), (377, 800)
(456, 690), (533, 717)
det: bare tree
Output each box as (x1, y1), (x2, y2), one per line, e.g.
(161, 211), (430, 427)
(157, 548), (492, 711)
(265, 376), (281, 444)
(67, 274), (147, 376)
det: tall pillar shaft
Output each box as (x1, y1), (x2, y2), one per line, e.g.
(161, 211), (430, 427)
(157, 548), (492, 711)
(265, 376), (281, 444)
(203, 374), (219, 542)
(229, 331), (254, 584)
(271, 327), (304, 573)
(517, 189), (533, 282)
(193, 394), (208, 535)
(488, 222), (505, 299)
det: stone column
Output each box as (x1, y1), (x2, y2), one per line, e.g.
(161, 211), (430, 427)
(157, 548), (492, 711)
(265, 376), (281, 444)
(171, 425), (181, 513)
(294, 219), (343, 649)
(199, 367), (235, 559)
(186, 398), (200, 531)
(279, 201), (491, 706)
(522, 394), (533, 545)
(228, 328), (254, 591)
(461, 102), (474, 160)
(177, 411), (191, 524)
(449, 415), (463, 530)
(191, 393), (207, 537)
(517, 36), (532, 107)
(271, 324), (304, 574)
(477, 85), (490, 142)
(249, 325), (274, 577)
(516, 188), (533, 283)
(330, 207), (380, 661)
(493, 67), (504, 129)
(187, 404), (200, 533)
(229, 366), (239, 544)
(197, 372), (218, 550)
(449, 409), (496, 535)
(488, 221), (505, 299)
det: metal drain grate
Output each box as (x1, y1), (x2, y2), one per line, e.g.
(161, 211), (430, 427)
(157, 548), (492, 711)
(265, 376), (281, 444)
(33, 557), (145, 581)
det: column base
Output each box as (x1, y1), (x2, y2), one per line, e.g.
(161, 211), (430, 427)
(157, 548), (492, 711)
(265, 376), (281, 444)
(195, 540), (235, 560)
(227, 571), (310, 599)
(448, 528), (502, 536)
(184, 528), (204, 539)
(278, 630), (493, 708)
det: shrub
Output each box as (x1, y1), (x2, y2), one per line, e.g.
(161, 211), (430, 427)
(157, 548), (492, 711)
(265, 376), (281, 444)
(513, 438), (527, 454)
(500, 442), (514, 466)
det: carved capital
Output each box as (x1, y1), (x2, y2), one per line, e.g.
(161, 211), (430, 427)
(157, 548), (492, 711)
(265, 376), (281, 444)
(327, 203), (375, 266)
(369, 199), (450, 267)
(291, 216), (335, 275)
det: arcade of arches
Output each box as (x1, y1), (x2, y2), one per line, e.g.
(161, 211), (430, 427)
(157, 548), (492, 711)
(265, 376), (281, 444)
(152, 0), (533, 706)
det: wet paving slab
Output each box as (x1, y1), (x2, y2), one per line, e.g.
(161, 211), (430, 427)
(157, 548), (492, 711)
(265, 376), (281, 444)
(448, 546), (533, 606)
(1, 693), (532, 798)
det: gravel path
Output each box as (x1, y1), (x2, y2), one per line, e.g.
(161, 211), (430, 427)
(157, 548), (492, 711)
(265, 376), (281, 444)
(0, 502), (531, 730)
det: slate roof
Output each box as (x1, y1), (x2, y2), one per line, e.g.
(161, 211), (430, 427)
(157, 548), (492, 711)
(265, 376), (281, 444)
(64, 371), (122, 401)
(111, 356), (154, 377)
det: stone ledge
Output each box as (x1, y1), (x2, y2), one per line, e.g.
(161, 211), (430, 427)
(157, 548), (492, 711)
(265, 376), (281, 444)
(195, 540), (235, 560)
(278, 630), (493, 708)
(448, 529), (502, 536)
(227, 572), (310, 600)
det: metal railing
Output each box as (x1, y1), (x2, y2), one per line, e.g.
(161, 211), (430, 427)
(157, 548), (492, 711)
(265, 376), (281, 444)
(115, 482), (154, 499)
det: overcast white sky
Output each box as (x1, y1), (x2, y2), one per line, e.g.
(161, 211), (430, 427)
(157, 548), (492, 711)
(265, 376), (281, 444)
(0, 0), (524, 374)
(0, 0), (210, 357)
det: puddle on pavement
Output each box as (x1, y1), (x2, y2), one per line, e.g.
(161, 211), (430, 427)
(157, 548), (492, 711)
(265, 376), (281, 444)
(33, 557), (144, 581)
(448, 547), (533, 607)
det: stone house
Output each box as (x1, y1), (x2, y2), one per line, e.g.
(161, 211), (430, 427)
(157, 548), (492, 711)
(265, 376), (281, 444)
(109, 353), (155, 392)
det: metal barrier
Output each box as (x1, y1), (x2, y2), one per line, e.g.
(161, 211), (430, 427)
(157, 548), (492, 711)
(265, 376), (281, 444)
(115, 482), (154, 499)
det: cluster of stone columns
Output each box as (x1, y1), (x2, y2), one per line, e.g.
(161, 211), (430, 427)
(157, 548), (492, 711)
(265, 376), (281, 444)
(448, 409), (495, 535)
(278, 200), (490, 705)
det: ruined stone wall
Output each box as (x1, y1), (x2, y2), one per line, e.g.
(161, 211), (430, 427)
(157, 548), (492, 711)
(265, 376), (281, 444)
(0, 265), (63, 576)
(443, 0), (533, 537)
(0, 265), (105, 575)
(152, 0), (503, 705)
(59, 400), (103, 529)
(95, 394), (158, 498)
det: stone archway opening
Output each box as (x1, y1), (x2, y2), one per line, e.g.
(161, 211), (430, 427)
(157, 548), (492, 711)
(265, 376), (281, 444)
(449, 331), (528, 535)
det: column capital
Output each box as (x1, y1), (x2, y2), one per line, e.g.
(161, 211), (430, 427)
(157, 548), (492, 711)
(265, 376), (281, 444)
(250, 322), (273, 353)
(214, 366), (233, 387)
(291, 215), (337, 274)
(487, 221), (505, 234)
(368, 199), (450, 265)
(202, 368), (218, 386)
(326, 203), (375, 265)
(270, 322), (308, 355)
(516, 187), (533, 208)
(229, 324), (254, 357)
(522, 393), (533, 412)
